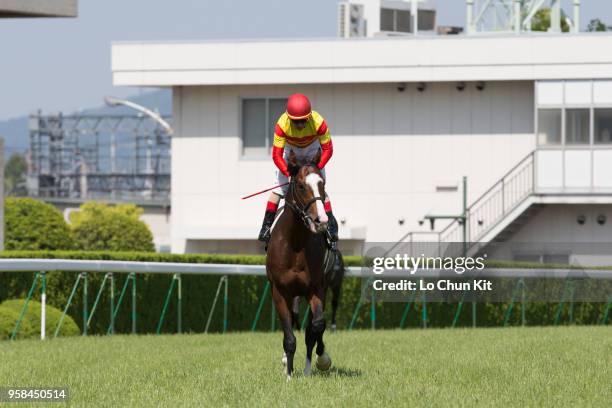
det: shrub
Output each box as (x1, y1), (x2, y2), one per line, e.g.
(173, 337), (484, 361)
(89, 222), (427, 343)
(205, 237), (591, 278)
(71, 202), (154, 252)
(4, 197), (75, 250)
(0, 299), (80, 338)
(0, 305), (35, 340)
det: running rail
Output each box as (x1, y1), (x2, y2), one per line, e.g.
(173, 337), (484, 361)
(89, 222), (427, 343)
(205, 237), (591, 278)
(1, 259), (612, 278)
(1, 259), (610, 340)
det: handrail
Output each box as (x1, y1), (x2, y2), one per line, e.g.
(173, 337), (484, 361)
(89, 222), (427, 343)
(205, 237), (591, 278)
(466, 151), (535, 214)
(395, 150), (536, 248)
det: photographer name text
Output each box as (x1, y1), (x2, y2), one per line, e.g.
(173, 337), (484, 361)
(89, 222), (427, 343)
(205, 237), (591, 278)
(372, 279), (493, 292)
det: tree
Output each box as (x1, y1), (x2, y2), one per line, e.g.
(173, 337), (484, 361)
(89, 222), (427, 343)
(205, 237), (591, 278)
(586, 18), (609, 32)
(531, 8), (570, 33)
(4, 153), (27, 196)
(71, 202), (154, 252)
(4, 197), (75, 250)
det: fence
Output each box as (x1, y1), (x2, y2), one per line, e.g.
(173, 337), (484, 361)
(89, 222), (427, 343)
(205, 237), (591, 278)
(1, 259), (610, 340)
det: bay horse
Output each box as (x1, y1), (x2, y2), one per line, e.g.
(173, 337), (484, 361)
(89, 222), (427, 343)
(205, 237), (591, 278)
(292, 251), (346, 332)
(266, 149), (333, 379)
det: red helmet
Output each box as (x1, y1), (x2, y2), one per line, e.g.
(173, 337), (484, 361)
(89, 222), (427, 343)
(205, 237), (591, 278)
(286, 93), (312, 120)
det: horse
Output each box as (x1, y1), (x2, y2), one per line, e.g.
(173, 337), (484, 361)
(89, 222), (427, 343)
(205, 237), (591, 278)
(266, 149), (333, 379)
(292, 251), (346, 332)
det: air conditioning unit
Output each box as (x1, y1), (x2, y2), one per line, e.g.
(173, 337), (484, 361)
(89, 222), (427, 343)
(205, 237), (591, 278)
(338, 2), (366, 38)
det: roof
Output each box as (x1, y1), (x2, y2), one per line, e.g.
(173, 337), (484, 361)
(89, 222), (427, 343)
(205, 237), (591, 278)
(0, 0), (77, 17)
(111, 33), (612, 87)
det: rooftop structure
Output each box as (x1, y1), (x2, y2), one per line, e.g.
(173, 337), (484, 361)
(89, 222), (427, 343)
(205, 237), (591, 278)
(0, 0), (77, 18)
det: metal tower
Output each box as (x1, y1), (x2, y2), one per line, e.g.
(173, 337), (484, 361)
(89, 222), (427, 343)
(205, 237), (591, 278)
(27, 111), (171, 204)
(466, 0), (581, 34)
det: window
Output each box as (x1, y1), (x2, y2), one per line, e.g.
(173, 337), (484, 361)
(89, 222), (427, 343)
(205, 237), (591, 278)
(380, 8), (411, 33)
(537, 109), (561, 145)
(594, 108), (612, 144)
(565, 109), (590, 145)
(418, 10), (436, 30)
(241, 98), (287, 156)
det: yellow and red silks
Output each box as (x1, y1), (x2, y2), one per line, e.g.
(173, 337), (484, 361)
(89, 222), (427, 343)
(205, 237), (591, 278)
(272, 110), (333, 177)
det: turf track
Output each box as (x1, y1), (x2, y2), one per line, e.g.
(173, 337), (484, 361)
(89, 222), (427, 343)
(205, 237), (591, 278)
(1, 326), (610, 407)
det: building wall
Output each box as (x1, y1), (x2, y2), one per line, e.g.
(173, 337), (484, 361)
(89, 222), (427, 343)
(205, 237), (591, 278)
(487, 204), (612, 266)
(171, 81), (535, 254)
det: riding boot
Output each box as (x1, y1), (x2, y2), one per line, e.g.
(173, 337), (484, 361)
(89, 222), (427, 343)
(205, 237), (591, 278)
(326, 211), (339, 245)
(258, 210), (276, 243)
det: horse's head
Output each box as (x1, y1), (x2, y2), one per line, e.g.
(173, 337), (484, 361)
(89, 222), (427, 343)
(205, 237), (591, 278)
(287, 149), (329, 234)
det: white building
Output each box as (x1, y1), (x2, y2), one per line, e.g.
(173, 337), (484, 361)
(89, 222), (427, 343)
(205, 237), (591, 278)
(111, 3), (612, 264)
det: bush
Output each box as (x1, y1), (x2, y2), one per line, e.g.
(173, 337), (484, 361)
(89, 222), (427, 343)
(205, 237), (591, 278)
(71, 202), (155, 252)
(0, 305), (35, 340)
(4, 197), (75, 250)
(0, 299), (80, 338)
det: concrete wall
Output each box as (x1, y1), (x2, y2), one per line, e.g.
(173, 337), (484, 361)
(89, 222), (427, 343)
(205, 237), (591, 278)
(487, 204), (612, 266)
(171, 80), (535, 254)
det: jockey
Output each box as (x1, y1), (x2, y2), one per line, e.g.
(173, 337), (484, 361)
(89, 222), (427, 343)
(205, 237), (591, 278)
(258, 93), (339, 245)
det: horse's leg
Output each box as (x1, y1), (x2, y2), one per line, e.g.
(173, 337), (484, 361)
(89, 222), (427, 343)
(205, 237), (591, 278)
(331, 283), (341, 332)
(291, 296), (300, 330)
(303, 307), (316, 376)
(308, 290), (331, 371)
(272, 285), (296, 379)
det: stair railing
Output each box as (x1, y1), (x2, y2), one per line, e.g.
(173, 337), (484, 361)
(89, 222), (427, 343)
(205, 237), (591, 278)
(442, 151), (535, 246)
(394, 151), (536, 254)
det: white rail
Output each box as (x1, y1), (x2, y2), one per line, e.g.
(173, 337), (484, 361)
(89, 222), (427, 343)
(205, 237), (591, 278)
(1, 259), (611, 279)
(1, 259), (610, 340)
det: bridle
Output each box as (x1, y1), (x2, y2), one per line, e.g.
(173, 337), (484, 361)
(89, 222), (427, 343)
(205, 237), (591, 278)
(284, 171), (325, 229)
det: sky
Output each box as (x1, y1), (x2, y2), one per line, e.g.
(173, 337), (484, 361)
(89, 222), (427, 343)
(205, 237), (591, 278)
(0, 0), (611, 120)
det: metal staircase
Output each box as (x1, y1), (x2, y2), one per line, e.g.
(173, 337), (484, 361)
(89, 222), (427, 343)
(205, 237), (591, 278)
(395, 151), (537, 255)
(490, 203), (544, 244)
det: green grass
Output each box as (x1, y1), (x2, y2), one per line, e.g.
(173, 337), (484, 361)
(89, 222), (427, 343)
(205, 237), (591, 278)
(1, 327), (610, 407)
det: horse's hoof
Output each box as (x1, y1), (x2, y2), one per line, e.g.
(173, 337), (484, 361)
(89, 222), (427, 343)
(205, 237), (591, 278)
(304, 366), (311, 376)
(286, 374), (292, 382)
(316, 352), (332, 371)
(331, 323), (337, 332)
(281, 353), (287, 366)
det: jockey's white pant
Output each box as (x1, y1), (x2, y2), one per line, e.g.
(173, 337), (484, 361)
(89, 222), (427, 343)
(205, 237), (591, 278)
(272, 142), (326, 196)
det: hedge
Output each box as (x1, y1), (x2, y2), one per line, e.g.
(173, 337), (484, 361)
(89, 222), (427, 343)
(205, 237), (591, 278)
(0, 251), (608, 337)
(0, 299), (79, 339)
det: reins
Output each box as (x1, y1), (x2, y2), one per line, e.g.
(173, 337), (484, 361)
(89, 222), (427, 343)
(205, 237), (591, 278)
(283, 174), (325, 229)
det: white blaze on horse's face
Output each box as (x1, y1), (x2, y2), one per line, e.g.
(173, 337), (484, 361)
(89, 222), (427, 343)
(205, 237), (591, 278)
(305, 172), (328, 232)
